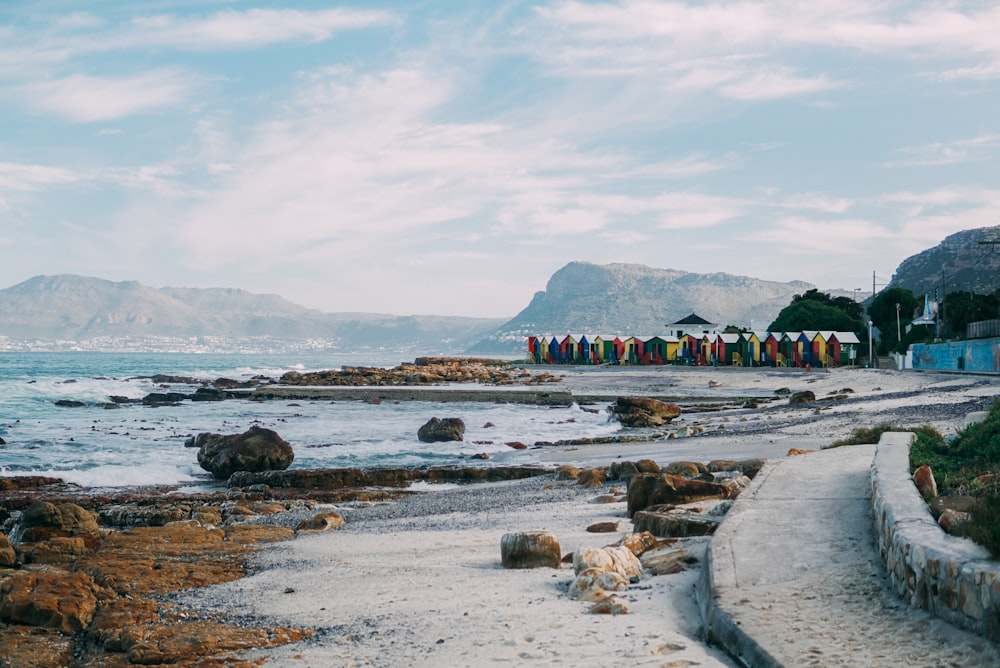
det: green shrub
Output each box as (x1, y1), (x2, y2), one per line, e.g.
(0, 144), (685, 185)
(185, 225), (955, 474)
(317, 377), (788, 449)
(957, 492), (1000, 559)
(909, 401), (1000, 493)
(826, 423), (942, 449)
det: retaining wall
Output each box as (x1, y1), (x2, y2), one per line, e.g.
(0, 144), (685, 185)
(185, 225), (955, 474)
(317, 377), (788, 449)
(871, 431), (1000, 640)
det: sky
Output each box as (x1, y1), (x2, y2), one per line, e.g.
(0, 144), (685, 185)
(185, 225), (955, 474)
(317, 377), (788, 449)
(2, 1), (999, 318)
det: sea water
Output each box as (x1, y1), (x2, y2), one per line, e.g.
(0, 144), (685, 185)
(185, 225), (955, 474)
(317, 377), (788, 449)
(0, 352), (622, 489)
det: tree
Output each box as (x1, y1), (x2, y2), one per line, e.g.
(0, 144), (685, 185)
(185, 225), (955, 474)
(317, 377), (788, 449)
(868, 288), (918, 354)
(768, 299), (862, 333)
(944, 290), (1000, 334)
(768, 289), (866, 337)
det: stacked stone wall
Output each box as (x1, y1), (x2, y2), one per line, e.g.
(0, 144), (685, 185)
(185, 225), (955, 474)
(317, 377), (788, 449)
(871, 432), (1000, 640)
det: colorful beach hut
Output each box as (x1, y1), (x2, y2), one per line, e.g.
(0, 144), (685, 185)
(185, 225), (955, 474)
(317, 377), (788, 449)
(761, 332), (779, 366)
(622, 336), (644, 365)
(643, 336), (671, 365)
(739, 331), (762, 366)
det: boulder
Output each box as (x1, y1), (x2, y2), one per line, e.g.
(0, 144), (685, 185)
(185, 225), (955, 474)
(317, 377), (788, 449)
(500, 531), (561, 569)
(789, 390), (816, 404)
(610, 396), (681, 428)
(661, 461), (708, 477)
(577, 468), (607, 488)
(586, 521), (619, 533)
(640, 547), (691, 575)
(913, 465), (938, 499)
(417, 417), (465, 443)
(632, 509), (720, 537)
(0, 534), (16, 567)
(707, 458), (765, 479)
(573, 546), (642, 581)
(16, 501), (101, 543)
(196, 426), (294, 480)
(294, 512), (345, 533)
(0, 570), (106, 633)
(626, 473), (736, 517)
(568, 568), (629, 601)
(614, 531), (664, 557)
(590, 595), (630, 615)
(938, 508), (971, 534)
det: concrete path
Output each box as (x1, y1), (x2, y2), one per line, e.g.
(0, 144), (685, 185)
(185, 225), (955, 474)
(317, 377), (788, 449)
(703, 444), (1000, 667)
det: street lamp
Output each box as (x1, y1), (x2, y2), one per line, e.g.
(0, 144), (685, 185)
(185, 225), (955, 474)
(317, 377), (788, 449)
(867, 320), (874, 368)
(895, 303), (901, 341)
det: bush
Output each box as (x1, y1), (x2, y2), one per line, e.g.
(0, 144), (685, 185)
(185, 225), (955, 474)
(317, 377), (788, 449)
(910, 399), (1000, 493)
(957, 492), (1000, 559)
(827, 423), (941, 449)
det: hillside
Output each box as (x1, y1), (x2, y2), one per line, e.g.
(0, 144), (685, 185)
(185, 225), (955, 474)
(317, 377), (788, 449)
(467, 262), (819, 352)
(887, 225), (1000, 298)
(0, 275), (503, 351)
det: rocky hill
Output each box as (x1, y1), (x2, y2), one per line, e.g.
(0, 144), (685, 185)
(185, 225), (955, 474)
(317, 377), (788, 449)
(467, 262), (819, 352)
(887, 225), (1000, 298)
(0, 275), (503, 350)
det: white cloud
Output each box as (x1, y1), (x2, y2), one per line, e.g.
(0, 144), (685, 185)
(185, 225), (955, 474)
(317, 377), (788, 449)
(884, 134), (1000, 168)
(0, 162), (80, 191)
(16, 69), (196, 122)
(127, 8), (399, 51)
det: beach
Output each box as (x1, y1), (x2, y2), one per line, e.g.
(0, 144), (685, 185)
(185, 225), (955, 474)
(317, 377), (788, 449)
(171, 365), (999, 667)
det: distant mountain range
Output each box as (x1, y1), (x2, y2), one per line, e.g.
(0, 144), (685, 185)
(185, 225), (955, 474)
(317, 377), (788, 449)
(4, 226), (998, 354)
(0, 275), (504, 351)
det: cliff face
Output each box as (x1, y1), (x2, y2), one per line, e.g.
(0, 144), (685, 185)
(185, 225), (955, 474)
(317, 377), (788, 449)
(888, 226), (1000, 298)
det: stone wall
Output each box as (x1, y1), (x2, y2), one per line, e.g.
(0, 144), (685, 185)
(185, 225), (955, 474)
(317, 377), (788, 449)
(871, 431), (1000, 640)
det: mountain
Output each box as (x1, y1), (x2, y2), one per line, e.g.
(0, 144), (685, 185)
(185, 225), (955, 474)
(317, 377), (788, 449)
(0, 275), (503, 350)
(887, 225), (1000, 298)
(467, 262), (821, 352)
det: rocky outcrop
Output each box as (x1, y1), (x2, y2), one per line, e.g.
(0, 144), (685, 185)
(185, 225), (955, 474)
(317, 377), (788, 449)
(0, 569), (107, 633)
(15, 500), (101, 543)
(609, 397), (681, 428)
(417, 417), (466, 443)
(280, 358), (518, 387)
(195, 426), (294, 480)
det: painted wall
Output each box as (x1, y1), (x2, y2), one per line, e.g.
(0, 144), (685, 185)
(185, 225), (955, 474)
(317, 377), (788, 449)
(911, 337), (1000, 373)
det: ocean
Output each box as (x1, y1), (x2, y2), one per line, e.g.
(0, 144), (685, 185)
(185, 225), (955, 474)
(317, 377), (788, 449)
(0, 352), (622, 489)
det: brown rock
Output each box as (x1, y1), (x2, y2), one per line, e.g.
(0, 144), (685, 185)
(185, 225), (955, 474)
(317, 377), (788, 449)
(627, 473), (735, 517)
(0, 569), (105, 633)
(913, 465), (938, 499)
(505, 441), (528, 450)
(17, 500), (101, 542)
(610, 397), (682, 428)
(930, 495), (978, 516)
(417, 417), (466, 443)
(577, 468), (607, 488)
(613, 531), (668, 557)
(661, 461), (708, 477)
(568, 568), (629, 601)
(590, 595), (630, 614)
(632, 509), (720, 537)
(555, 465), (581, 481)
(500, 531), (561, 569)
(294, 511), (345, 532)
(786, 448), (815, 456)
(789, 390), (816, 404)
(0, 534), (16, 567)
(707, 458), (765, 478)
(939, 509), (971, 534)
(640, 547), (690, 575)
(196, 426), (294, 480)
(573, 546), (642, 581)
(470, 452), (490, 460)
(0, 626), (75, 668)
(586, 521), (620, 533)
(25, 536), (93, 564)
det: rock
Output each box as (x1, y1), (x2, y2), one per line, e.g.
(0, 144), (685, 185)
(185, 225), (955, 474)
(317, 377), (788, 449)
(0, 627), (76, 668)
(16, 501), (101, 543)
(0, 534), (17, 567)
(632, 509), (720, 537)
(500, 531), (561, 569)
(573, 546), (642, 581)
(417, 417), (466, 443)
(913, 465), (938, 499)
(586, 521), (619, 533)
(610, 397), (682, 428)
(640, 547), (691, 575)
(196, 426), (294, 480)
(555, 465), (581, 481)
(614, 531), (664, 557)
(626, 473), (736, 517)
(577, 468), (607, 488)
(590, 595), (630, 615)
(294, 511), (345, 533)
(0, 569), (106, 633)
(53, 399), (86, 408)
(142, 392), (187, 406)
(505, 441), (528, 450)
(930, 494), (978, 516)
(787, 448), (815, 456)
(568, 568), (629, 601)
(470, 452), (490, 460)
(707, 458), (765, 479)
(661, 461), (708, 477)
(788, 390), (816, 404)
(939, 509), (972, 534)
(24, 536), (94, 564)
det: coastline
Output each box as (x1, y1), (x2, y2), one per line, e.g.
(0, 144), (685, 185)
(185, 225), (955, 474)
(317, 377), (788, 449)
(2, 365), (998, 666)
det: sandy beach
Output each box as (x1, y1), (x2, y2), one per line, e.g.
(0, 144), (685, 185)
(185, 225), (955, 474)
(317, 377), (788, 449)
(176, 366), (1000, 667)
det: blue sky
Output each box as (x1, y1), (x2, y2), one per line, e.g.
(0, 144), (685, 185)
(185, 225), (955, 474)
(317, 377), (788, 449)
(2, 1), (999, 317)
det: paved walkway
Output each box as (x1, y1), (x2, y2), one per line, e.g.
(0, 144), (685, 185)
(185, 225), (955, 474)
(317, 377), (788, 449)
(703, 444), (1000, 667)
